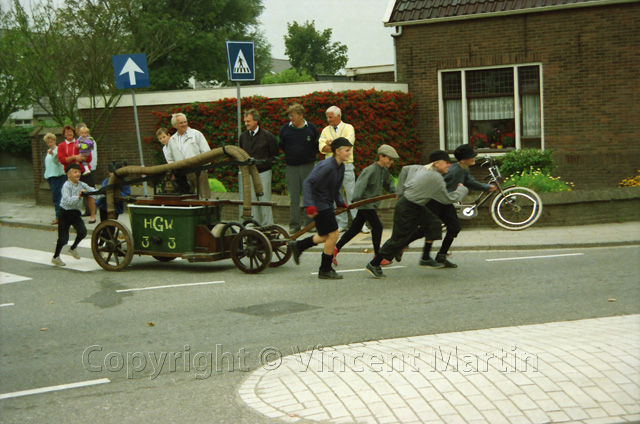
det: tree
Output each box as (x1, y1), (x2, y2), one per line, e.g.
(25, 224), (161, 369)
(260, 68), (314, 85)
(0, 11), (33, 125)
(6, 0), (272, 140)
(284, 20), (348, 76)
(131, 0), (272, 90)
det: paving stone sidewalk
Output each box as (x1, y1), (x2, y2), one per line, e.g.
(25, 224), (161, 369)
(239, 314), (640, 424)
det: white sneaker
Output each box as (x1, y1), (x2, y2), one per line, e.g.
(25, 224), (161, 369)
(361, 225), (370, 234)
(68, 248), (81, 260)
(83, 170), (91, 175)
(52, 256), (66, 266)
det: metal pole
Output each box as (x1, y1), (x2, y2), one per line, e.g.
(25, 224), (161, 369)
(131, 89), (149, 196)
(237, 81), (243, 217)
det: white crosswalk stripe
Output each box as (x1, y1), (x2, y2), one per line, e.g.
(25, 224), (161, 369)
(0, 272), (32, 285)
(0, 247), (102, 272)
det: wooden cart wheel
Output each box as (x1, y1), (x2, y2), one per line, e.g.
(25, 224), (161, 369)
(152, 256), (176, 262)
(230, 229), (272, 274)
(263, 225), (292, 267)
(91, 220), (133, 271)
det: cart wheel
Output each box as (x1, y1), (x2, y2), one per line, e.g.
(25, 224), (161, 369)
(263, 225), (292, 267)
(242, 219), (261, 228)
(152, 256), (176, 262)
(230, 229), (272, 274)
(91, 220), (133, 271)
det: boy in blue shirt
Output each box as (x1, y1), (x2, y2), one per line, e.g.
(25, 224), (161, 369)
(52, 164), (100, 266)
(289, 138), (352, 279)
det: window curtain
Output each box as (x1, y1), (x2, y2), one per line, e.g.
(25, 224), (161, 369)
(469, 97), (514, 120)
(445, 99), (463, 149)
(522, 94), (541, 136)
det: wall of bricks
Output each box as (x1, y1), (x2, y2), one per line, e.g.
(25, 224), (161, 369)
(394, 3), (640, 189)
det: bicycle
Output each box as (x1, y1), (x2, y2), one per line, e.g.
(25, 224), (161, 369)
(455, 155), (543, 230)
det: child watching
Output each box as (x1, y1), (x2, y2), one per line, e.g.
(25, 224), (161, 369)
(76, 126), (95, 175)
(51, 163), (101, 266)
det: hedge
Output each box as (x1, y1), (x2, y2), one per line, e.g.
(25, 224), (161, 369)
(144, 89), (421, 194)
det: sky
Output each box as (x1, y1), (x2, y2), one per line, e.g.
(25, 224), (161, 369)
(258, 0), (396, 68)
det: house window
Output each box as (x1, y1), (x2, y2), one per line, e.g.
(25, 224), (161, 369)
(440, 65), (543, 152)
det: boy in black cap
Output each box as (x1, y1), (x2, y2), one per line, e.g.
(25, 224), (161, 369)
(51, 163), (101, 266)
(427, 144), (496, 267)
(333, 144), (398, 266)
(365, 150), (468, 278)
(289, 137), (352, 279)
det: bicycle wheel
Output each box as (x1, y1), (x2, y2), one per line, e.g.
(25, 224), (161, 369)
(490, 187), (543, 230)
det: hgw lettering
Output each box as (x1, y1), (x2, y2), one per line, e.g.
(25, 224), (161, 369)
(144, 216), (174, 232)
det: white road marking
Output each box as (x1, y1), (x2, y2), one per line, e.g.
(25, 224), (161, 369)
(0, 272), (32, 285)
(311, 265), (406, 275)
(0, 247), (102, 272)
(0, 378), (110, 400)
(486, 252), (585, 262)
(116, 281), (225, 293)
(0, 303), (15, 308)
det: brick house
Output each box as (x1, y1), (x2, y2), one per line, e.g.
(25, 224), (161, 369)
(383, 0), (640, 189)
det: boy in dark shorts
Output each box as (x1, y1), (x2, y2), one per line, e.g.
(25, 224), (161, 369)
(289, 137), (352, 279)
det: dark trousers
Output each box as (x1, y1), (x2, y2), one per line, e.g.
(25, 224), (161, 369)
(48, 175), (66, 219)
(54, 209), (87, 257)
(377, 196), (442, 260)
(336, 209), (383, 255)
(426, 200), (461, 239)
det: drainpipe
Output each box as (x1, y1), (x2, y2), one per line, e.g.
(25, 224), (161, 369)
(391, 26), (403, 82)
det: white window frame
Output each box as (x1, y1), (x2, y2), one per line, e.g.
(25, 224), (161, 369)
(438, 63), (545, 154)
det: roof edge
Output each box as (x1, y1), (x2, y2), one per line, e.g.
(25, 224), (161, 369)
(383, 0), (639, 27)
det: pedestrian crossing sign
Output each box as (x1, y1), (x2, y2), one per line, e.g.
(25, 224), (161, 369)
(226, 41), (255, 81)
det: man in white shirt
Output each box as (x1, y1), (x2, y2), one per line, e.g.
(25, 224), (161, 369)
(164, 113), (212, 198)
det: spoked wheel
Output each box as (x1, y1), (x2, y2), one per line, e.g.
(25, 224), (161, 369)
(230, 229), (272, 274)
(263, 225), (292, 267)
(490, 187), (543, 230)
(91, 220), (134, 271)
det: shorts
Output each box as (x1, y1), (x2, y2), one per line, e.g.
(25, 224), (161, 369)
(314, 209), (338, 236)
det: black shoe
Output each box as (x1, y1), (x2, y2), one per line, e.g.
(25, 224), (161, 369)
(394, 247), (408, 262)
(289, 240), (301, 265)
(419, 258), (445, 269)
(365, 262), (386, 278)
(318, 268), (343, 279)
(436, 253), (457, 268)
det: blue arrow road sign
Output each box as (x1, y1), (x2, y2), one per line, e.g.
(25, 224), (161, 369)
(112, 54), (150, 89)
(226, 41), (255, 82)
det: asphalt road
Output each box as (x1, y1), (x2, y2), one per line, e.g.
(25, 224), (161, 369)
(0, 225), (638, 423)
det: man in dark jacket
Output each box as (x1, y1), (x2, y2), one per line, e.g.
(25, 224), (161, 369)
(279, 103), (319, 234)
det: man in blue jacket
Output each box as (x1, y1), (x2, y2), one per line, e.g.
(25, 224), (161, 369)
(278, 103), (319, 234)
(289, 138), (352, 280)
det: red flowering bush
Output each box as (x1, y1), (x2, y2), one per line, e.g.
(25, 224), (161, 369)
(145, 89), (421, 194)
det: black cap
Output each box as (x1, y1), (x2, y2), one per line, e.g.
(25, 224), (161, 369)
(65, 163), (81, 173)
(428, 150), (451, 163)
(454, 144), (477, 161)
(331, 137), (353, 153)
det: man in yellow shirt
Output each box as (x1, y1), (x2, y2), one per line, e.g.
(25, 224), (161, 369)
(318, 106), (366, 232)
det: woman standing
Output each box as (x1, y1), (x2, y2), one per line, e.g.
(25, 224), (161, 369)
(43, 133), (66, 225)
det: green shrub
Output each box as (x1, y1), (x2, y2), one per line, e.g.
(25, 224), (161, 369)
(146, 89), (421, 194)
(0, 127), (33, 158)
(208, 178), (227, 193)
(499, 149), (554, 177)
(505, 169), (574, 193)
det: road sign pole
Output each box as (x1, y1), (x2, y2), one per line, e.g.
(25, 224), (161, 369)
(237, 81), (243, 216)
(131, 89), (149, 197)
